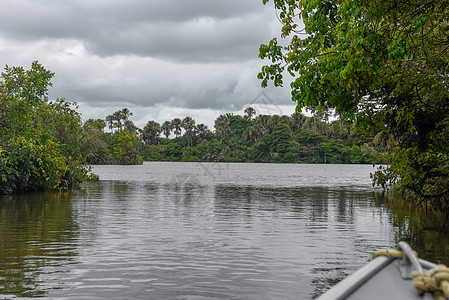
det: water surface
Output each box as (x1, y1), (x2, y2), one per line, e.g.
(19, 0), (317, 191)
(1, 162), (447, 299)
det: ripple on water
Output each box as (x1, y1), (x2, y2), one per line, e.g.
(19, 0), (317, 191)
(0, 163), (404, 299)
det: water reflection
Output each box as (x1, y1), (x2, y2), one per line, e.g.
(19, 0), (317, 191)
(213, 185), (395, 298)
(374, 192), (449, 265)
(0, 192), (80, 298)
(0, 170), (448, 299)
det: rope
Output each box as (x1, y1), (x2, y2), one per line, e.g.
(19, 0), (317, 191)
(412, 264), (449, 300)
(373, 248), (449, 299)
(372, 249), (403, 259)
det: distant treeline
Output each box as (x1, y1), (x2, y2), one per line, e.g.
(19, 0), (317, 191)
(85, 107), (385, 165)
(0, 62), (384, 195)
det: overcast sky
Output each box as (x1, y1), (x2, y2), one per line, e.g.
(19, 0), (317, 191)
(0, 0), (295, 129)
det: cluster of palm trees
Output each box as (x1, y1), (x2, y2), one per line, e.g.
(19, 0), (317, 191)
(103, 109), (210, 147)
(105, 108), (136, 133)
(213, 110), (323, 143)
(142, 116), (212, 147)
(103, 106), (352, 149)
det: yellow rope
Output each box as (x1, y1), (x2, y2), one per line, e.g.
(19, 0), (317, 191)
(412, 264), (449, 300)
(373, 248), (449, 299)
(372, 249), (403, 259)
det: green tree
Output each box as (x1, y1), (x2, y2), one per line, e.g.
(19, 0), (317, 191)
(289, 112), (307, 132)
(244, 106), (256, 120)
(83, 119), (108, 164)
(271, 123), (292, 160)
(245, 123), (264, 142)
(171, 118), (182, 138)
(85, 118), (106, 131)
(228, 115), (252, 141)
(195, 123), (212, 144)
(259, 0), (449, 208)
(182, 116), (196, 147)
(102, 109), (142, 164)
(142, 120), (161, 145)
(109, 130), (142, 165)
(124, 120), (139, 134)
(105, 114), (115, 133)
(161, 120), (172, 138)
(214, 114), (232, 143)
(248, 141), (271, 162)
(0, 62), (92, 194)
(0, 61), (54, 106)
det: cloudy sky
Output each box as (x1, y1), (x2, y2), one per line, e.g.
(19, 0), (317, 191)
(0, 0), (295, 129)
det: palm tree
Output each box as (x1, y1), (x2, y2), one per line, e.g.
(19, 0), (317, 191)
(124, 120), (138, 134)
(142, 120), (161, 145)
(254, 115), (271, 135)
(290, 112), (307, 132)
(244, 123), (264, 142)
(171, 118), (182, 137)
(182, 116), (196, 147)
(268, 114), (281, 128)
(161, 121), (172, 139)
(120, 108), (133, 121)
(214, 114), (231, 143)
(196, 123), (211, 143)
(106, 108), (133, 132)
(105, 114), (115, 133)
(112, 110), (124, 129)
(244, 106), (256, 120)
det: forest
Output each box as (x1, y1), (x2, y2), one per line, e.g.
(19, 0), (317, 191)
(87, 107), (384, 165)
(0, 62), (383, 195)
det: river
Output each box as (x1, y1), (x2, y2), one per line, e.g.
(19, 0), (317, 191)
(0, 162), (448, 299)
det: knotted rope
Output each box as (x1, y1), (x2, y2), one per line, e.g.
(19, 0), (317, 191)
(373, 248), (449, 299)
(412, 265), (449, 300)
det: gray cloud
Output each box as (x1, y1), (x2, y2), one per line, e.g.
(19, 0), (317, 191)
(48, 55), (292, 111)
(0, 0), (294, 126)
(0, 0), (275, 62)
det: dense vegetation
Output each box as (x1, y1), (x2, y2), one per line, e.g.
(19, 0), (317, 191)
(87, 107), (383, 165)
(259, 0), (449, 210)
(0, 62), (383, 195)
(0, 62), (94, 195)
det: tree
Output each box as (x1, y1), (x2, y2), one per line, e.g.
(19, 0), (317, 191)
(85, 119), (106, 131)
(259, 0), (449, 208)
(0, 62), (92, 194)
(244, 106), (256, 120)
(110, 129), (142, 165)
(120, 108), (133, 121)
(124, 120), (138, 134)
(271, 123), (292, 157)
(83, 119), (108, 164)
(195, 123), (211, 143)
(161, 121), (172, 139)
(214, 114), (232, 143)
(228, 115), (252, 140)
(105, 114), (115, 133)
(102, 109), (142, 164)
(289, 112), (307, 132)
(171, 118), (182, 138)
(182, 116), (196, 147)
(0, 61), (54, 106)
(142, 120), (161, 145)
(245, 124), (264, 142)
(106, 108), (133, 132)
